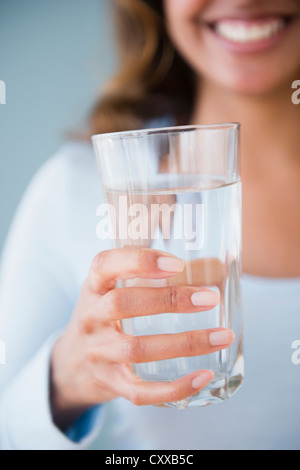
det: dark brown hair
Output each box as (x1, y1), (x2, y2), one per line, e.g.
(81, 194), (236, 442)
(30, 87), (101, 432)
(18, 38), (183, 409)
(89, 0), (196, 135)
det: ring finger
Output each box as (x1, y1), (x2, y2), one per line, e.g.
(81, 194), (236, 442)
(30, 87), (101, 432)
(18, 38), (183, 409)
(88, 327), (235, 364)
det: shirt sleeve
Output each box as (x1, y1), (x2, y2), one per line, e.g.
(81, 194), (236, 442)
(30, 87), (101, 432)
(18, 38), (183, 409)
(0, 331), (104, 450)
(0, 148), (105, 450)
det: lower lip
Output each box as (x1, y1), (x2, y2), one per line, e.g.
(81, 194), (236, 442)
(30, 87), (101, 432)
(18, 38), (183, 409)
(207, 19), (290, 54)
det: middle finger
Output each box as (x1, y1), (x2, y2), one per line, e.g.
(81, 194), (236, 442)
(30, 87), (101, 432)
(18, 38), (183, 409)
(100, 286), (220, 322)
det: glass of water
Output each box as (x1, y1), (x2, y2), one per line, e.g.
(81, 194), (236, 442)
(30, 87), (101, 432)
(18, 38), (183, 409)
(92, 124), (243, 409)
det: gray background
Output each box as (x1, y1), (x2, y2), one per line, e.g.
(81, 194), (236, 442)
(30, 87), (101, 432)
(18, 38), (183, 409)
(0, 0), (115, 254)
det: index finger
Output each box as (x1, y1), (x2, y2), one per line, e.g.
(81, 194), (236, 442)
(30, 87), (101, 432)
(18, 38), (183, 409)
(167, 258), (224, 287)
(89, 247), (185, 293)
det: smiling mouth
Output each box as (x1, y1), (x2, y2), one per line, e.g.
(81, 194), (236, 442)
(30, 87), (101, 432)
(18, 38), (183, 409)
(208, 16), (293, 44)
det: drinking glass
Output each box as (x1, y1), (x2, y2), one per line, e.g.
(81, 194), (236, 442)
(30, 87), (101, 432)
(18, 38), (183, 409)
(92, 124), (243, 409)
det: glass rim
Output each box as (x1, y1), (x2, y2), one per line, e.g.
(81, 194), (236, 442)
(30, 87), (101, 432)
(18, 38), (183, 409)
(92, 122), (240, 142)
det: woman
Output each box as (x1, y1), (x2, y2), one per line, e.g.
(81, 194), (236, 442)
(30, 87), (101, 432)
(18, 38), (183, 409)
(0, 0), (300, 450)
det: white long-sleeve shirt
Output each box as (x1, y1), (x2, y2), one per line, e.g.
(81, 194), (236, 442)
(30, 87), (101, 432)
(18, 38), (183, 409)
(0, 141), (299, 450)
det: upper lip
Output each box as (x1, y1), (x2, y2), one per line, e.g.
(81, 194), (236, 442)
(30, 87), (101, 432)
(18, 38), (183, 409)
(202, 9), (300, 24)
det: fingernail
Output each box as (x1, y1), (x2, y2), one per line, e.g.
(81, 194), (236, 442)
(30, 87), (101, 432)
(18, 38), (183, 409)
(209, 330), (235, 346)
(192, 371), (214, 390)
(157, 256), (185, 273)
(191, 290), (219, 307)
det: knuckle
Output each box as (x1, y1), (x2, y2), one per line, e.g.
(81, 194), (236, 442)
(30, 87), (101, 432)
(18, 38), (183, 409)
(182, 331), (196, 355)
(104, 289), (122, 319)
(128, 387), (144, 407)
(85, 348), (98, 364)
(135, 248), (148, 271)
(164, 286), (179, 311)
(169, 384), (181, 403)
(91, 375), (106, 389)
(79, 316), (94, 335)
(93, 250), (111, 271)
(122, 335), (141, 363)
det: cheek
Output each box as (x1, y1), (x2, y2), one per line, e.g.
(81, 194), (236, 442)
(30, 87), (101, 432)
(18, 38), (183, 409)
(164, 0), (209, 56)
(164, 0), (209, 74)
(164, 0), (209, 19)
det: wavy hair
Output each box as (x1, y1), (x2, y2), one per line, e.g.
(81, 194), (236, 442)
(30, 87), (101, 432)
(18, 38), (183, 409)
(89, 0), (196, 135)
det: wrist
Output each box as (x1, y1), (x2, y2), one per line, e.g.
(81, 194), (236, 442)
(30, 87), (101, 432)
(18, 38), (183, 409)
(50, 336), (90, 431)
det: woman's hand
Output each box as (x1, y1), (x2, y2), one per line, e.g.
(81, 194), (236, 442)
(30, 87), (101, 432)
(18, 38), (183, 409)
(50, 247), (235, 430)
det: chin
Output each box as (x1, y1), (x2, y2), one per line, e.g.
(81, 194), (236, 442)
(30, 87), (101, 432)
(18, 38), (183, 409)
(198, 59), (300, 97)
(218, 73), (291, 96)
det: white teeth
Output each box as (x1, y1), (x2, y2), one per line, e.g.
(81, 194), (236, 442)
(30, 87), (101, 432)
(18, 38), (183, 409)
(215, 19), (285, 43)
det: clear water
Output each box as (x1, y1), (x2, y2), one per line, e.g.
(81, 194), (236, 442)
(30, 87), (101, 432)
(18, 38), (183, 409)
(105, 175), (244, 408)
